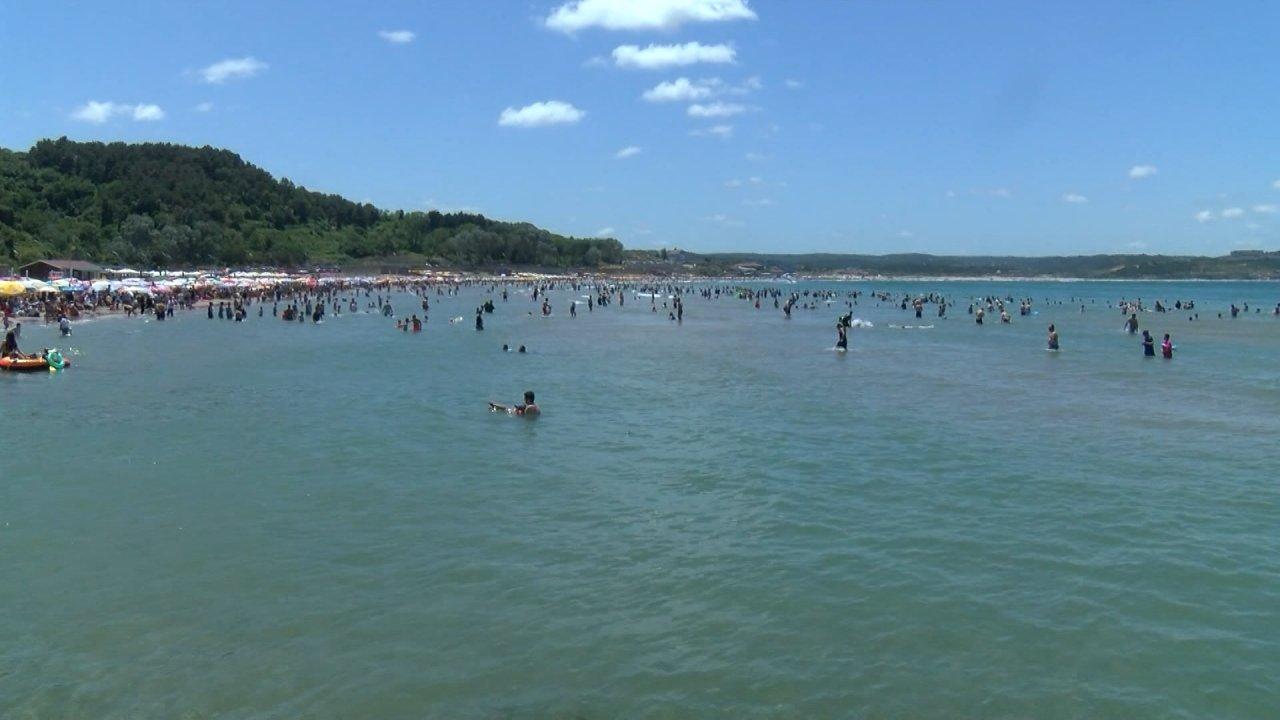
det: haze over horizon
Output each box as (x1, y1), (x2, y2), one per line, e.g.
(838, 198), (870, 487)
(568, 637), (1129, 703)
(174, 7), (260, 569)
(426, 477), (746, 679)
(3, 0), (1279, 256)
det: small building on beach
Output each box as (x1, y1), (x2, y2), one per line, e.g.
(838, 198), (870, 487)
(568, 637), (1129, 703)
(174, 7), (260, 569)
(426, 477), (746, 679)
(17, 259), (105, 281)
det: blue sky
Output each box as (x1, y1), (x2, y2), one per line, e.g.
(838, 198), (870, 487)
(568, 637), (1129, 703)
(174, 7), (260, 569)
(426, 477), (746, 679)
(3, 0), (1279, 255)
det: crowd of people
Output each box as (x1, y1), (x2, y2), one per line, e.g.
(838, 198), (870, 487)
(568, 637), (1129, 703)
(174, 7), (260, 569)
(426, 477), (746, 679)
(7, 273), (1278, 381)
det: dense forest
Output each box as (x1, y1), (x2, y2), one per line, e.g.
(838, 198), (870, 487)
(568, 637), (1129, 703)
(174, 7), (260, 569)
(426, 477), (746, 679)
(0, 138), (623, 269)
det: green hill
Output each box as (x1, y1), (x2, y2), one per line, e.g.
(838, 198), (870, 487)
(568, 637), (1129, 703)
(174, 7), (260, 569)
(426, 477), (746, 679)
(3, 138), (1276, 278)
(0, 137), (623, 269)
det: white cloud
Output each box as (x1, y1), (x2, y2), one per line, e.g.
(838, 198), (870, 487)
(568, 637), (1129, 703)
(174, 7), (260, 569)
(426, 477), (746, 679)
(642, 76), (759, 102)
(898, 230), (914, 239)
(615, 145), (641, 159)
(1221, 207), (1245, 218)
(1128, 164), (1158, 179)
(71, 100), (165, 124)
(706, 213), (744, 227)
(71, 101), (123, 124)
(595, 227), (616, 237)
(1126, 241), (1149, 250)
(194, 101), (214, 112)
(724, 178), (742, 187)
(498, 100), (585, 127)
(642, 77), (716, 102)
(378, 29), (416, 43)
(200, 56), (268, 84)
(744, 151), (767, 161)
(1273, 179), (1280, 190)
(1062, 193), (1088, 204)
(613, 42), (735, 70)
(690, 124), (733, 139)
(546, 0), (756, 33)
(1194, 210), (1214, 223)
(748, 176), (763, 184)
(1253, 204), (1278, 214)
(688, 101), (745, 118)
(784, 79), (803, 89)
(132, 104), (165, 121)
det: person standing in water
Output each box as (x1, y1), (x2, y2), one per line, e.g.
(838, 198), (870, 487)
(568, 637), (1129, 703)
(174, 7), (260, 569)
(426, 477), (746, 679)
(490, 390), (539, 417)
(1047, 324), (1059, 350)
(1126, 313), (1139, 334)
(1161, 333), (1173, 359)
(836, 321), (848, 351)
(1141, 330), (1155, 356)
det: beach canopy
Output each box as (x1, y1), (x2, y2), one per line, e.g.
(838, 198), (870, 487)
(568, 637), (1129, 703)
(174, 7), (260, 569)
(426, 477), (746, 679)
(0, 280), (26, 297)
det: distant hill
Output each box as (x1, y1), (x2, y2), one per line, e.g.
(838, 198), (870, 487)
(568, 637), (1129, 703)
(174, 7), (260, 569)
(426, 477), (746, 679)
(625, 249), (1280, 280)
(0, 137), (622, 269)
(3, 138), (1276, 279)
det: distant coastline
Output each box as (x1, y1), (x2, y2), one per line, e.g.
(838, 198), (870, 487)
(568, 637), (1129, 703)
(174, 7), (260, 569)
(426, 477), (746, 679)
(3, 138), (1277, 282)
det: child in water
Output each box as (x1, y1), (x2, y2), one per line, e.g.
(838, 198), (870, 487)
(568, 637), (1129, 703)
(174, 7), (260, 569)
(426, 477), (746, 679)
(1161, 333), (1173, 359)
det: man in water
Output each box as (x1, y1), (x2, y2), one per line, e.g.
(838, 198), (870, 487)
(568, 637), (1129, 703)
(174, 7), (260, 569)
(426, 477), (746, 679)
(490, 390), (539, 417)
(1141, 330), (1155, 356)
(1047, 324), (1059, 350)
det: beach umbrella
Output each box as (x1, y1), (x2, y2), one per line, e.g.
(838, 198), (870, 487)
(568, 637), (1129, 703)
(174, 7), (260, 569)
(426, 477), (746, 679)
(35, 285), (61, 295)
(0, 280), (25, 297)
(20, 278), (48, 291)
(90, 280), (110, 292)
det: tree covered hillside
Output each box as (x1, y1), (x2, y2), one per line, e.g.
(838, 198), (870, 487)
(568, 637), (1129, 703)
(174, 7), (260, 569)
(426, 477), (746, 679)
(0, 137), (623, 269)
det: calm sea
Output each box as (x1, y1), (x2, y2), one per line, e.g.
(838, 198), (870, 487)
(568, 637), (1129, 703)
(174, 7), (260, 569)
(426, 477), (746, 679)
(3, 280), (1278, 719)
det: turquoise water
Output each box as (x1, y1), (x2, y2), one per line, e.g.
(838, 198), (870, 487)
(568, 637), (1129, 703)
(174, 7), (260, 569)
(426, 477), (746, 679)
(3, 280), (1278, 719)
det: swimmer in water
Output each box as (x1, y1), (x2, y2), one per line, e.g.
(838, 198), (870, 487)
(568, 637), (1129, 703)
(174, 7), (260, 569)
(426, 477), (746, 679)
(489, 390), (539, 417)
(1142, 330), (1155, 356)
(1161, 333), (1173, 359)
(1047, 324), (1059, 350)
(836, 321), (848, 350)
